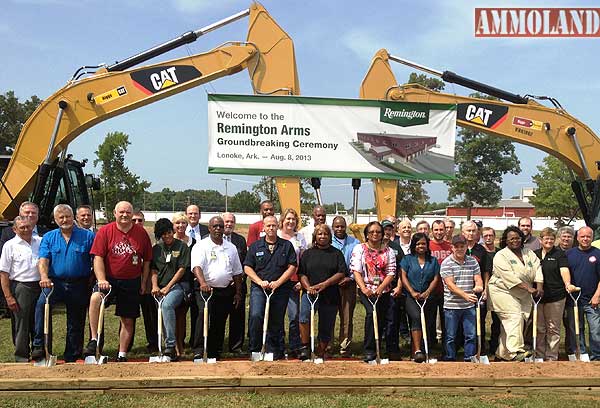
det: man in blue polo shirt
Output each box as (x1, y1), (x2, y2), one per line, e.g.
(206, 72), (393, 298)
(244, 215), (297, 360)
(566, 226), (600, 361)
(31, 204), (95, 362)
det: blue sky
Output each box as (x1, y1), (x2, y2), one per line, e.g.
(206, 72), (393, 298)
(2, 0), (599, 208)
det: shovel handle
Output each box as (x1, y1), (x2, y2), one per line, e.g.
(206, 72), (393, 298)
(420, 309), (428, 344)
(574, 304), (580, 336)
(372, 308), (379, 341)
(44, 303), (50, 335)
(203, 303), (209, 338)
(475, 304), (481, 337)
(97, 300), (105, 338)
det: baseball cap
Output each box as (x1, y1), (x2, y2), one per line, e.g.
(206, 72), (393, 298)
(451, 235), (467, 245)
(381, 220), (394, 229)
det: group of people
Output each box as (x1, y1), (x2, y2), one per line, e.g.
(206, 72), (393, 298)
(1, 198), (599, 364)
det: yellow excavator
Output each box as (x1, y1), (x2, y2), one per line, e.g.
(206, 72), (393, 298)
(0, 2), (300, 227)
(359, 49), (600, 232)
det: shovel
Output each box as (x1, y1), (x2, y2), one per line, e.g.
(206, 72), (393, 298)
(525, 294), (544, 363)
(471, 293), (490, 365)
(84, 286), (111, 365)
(417, 298), (437, 364)
(367, 295), (389, 365)
(251, 287), (275, 362)
(149, 295), (171, 363)
(306, 293), (323, 364)
(34, 285), (56, 368)
(194, 289), (216, 364)
(567, 288), (590, 362)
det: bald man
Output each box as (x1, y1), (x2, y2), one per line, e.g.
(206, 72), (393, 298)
(565, 226), (600, 360)
(83, 201), (153, 362)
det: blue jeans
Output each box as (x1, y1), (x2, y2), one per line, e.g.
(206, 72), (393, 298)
(33, 279), (88, 361)
(583, 304), (600, 360)
(283, 287), (302, 352)
(159, 282), (186, 348)
(299, 293), (337, 343)
(444, 307), (476, 361)
(248, 282), (291, 357)
(565, 301), (600, 359)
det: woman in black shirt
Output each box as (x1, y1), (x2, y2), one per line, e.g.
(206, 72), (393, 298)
(533, 227), (573, 361)
(297, 224), (346, 360)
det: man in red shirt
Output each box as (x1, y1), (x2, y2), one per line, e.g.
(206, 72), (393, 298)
(246, 200), (274, 247)
(83, 201), (152, 362)
(429, 220), (453, 348)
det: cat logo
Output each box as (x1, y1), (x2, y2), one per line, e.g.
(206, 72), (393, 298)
(457, 103), (508, 130)
(131, 65), (202, 95)
(150, 67), (179, 91)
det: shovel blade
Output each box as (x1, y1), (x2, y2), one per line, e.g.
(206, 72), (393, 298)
(313, 358), (324, 364)
(46, 355), (57, 367)
(250, 352), (263, 361)
(84, 356), (97, 364)
(568, 353), (591, 362)
(149, 355), (171, 363)
(427, 358), (438, 364)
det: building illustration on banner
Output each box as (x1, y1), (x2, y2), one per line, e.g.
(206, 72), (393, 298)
(353, 132), (453, 175)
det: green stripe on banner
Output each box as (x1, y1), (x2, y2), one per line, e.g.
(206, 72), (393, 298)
(208, 167), (455, 181)
(208, 93), (457, 111)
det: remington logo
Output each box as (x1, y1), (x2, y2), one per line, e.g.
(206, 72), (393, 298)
(380, 103), (429, 127)
(383, 108), (427, 120)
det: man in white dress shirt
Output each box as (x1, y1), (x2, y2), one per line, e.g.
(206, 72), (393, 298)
(0, 216), (42, 362)
(190, 216), (243, 360)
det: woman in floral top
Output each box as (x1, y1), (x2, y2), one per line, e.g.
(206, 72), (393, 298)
(277, 208), (308, 357)
(351, 221), (396, 363)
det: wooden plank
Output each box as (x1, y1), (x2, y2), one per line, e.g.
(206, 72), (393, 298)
(0, 386), (598, 397)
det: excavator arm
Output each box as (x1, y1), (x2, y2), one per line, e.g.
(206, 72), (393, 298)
(0, 2), (299, 220)
(360, 49), (600, 229)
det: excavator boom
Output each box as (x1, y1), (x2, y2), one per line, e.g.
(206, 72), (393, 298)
(361, 49), (600, 228)
(0, 2), (299, 220)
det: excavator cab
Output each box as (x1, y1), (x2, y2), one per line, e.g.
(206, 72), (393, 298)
(29, 157), (99, 228)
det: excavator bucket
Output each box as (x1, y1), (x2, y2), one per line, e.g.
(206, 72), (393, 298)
(247, 3), (300, 96)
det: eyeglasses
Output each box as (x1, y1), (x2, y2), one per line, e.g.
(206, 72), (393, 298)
(368, 230), (382, 235)
(133, 219), (144, 223)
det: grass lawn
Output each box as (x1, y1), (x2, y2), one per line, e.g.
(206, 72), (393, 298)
(0, 391), (599, 408)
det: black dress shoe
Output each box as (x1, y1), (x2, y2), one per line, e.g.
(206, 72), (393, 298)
(413, 351), (426, 363)
(31, 347), (44, 361)
(363, 353), (376, 363)
(298, 346), (310, 361)
(116, 356), (128, 362)
(84, 340), (97, 357)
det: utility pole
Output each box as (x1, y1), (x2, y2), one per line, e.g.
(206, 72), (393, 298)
(222, 178), (231, 212)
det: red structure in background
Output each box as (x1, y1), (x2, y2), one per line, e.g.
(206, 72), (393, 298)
(446, 199), (535, 217)
(357, 133), (437, 161)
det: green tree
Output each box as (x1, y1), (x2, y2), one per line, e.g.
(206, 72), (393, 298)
(446, 93), (521, 219)
(0, 91), (42, 154)
(230, 190), (261, 213)
(396, 180), (430, 218)
(530, 155), (579, 225)
(93, 131), (150, 220)
(407, 73), (445, 92)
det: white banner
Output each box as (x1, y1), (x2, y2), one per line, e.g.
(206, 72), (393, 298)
(208, 94), (456, 180)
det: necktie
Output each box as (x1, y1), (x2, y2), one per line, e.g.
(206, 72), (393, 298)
(225, 235), (231, 242)
(190, 228), (196, 240)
